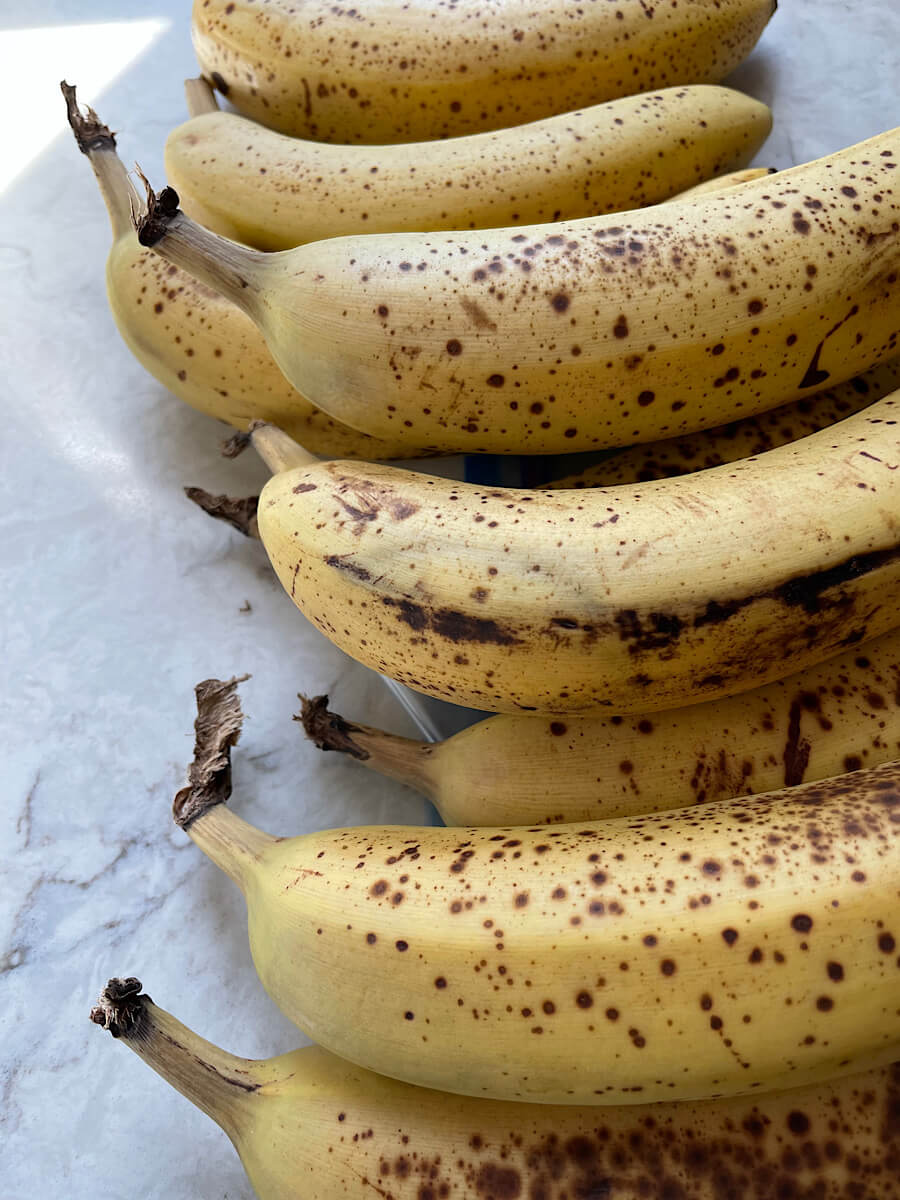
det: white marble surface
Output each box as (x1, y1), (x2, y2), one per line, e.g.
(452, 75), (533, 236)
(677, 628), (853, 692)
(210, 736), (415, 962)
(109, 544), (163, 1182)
(1, 2), (897, 1195)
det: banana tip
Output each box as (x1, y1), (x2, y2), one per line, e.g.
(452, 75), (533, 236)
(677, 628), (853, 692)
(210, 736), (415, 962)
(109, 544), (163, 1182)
(296, 694), (369, 760)
(61, 80), (116, 154)
(90, 977), (146, 1038)
(173, 676), (249, 829)
(134, 174), (181, 246)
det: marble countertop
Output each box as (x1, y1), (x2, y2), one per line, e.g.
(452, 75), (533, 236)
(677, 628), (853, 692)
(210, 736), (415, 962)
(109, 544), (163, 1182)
(2, 2), (897, 1194)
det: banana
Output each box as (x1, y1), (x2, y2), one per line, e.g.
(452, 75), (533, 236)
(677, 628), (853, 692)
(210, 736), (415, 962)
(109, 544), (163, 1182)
(298, 626), (900, 827)
(165, 83), (772, 251)
(68, 90), (765, 458)
(233, 383), (900, 716)
(62, 82), (412, 459)
(546, 357), (900, 489)
(135, 128), (900, 454)
(93, 976), (900, 1199)
(173, 677), (900, 1106)
(191, 0), (777, 143)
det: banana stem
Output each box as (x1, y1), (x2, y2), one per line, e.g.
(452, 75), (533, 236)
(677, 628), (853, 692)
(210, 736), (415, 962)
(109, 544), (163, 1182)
(90, 978), (253, 1137)
(134, 185), (267, 315)
(172, 676), (276, 887)
(184, 803), (275, 890)
(61, 81), (136, 241)
(183, 487), (260, 538)
(298, 694), (438, 801)
(250, 422), (319, 473)
(184, 76), (220, 117)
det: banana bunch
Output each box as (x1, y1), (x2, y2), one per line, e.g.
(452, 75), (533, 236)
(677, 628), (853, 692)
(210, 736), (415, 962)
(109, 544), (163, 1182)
(78, 1), (900, 1193)
(172, 677), (900, 1107)
(165, 82), (772, 250)
(136, 128), (900, 455)
(92, 976), (900, 1200)
(298, 625), (900, 826)
(191, 0), (776, 143)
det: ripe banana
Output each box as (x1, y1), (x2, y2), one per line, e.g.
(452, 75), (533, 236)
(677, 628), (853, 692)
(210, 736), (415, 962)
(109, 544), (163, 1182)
(299, 626), (900, 828)
(136, 128), (900, 454)
(191, 0), (776, 143)
(547, 357), (900, 489)
(238, 380), (900, 716)
(165, 83), (772, 251)
(62, 82), (411, 459)
(174, 677), (900, 1106)
(69, 88), (761, 459)
(93, 976), (900, 1200)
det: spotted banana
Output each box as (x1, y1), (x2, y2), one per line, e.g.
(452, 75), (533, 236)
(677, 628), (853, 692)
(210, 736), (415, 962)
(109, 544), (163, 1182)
(299, 626), (900, 826)
(135, 128), (900, 454)
(165, 82), (771, 250)
(92, 976), (900, 1199)
(220, 377), (900, 715)
(191, 0), (776, 143)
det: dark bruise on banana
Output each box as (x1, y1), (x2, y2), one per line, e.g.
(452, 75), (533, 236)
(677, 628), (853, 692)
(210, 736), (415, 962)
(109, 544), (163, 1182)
(257, 391), (900, 714)
(192, 0), (776, 143)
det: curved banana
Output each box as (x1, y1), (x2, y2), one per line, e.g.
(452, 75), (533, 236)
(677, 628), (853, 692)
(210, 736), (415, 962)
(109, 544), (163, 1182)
(68, 89), (763, 458)
(93, 977), (900, 1200)
(62, 82), (412, 459)
(241, 380), (900, 716)
(299, 626), (900, 827)
(175, 678), (900, 1106)
(165, 84), (772, 250)
(191, 0), (776, 143)
(546, 357), (900, 489)
(136, 128), (900, 454)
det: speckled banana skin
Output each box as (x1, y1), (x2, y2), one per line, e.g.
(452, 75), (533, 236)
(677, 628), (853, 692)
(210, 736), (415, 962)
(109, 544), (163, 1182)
(255, 390), (900, 714)
(66, 86), (411, 458)
(546, 357), (900, 489)
(300, 626), (900, 827)
(165, 85), (772, 251)
(144, 129), (900, 454)
(188, 759), (900, 1106)
(191, 0), (776, 144)
(99, 984), (900, 1200)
